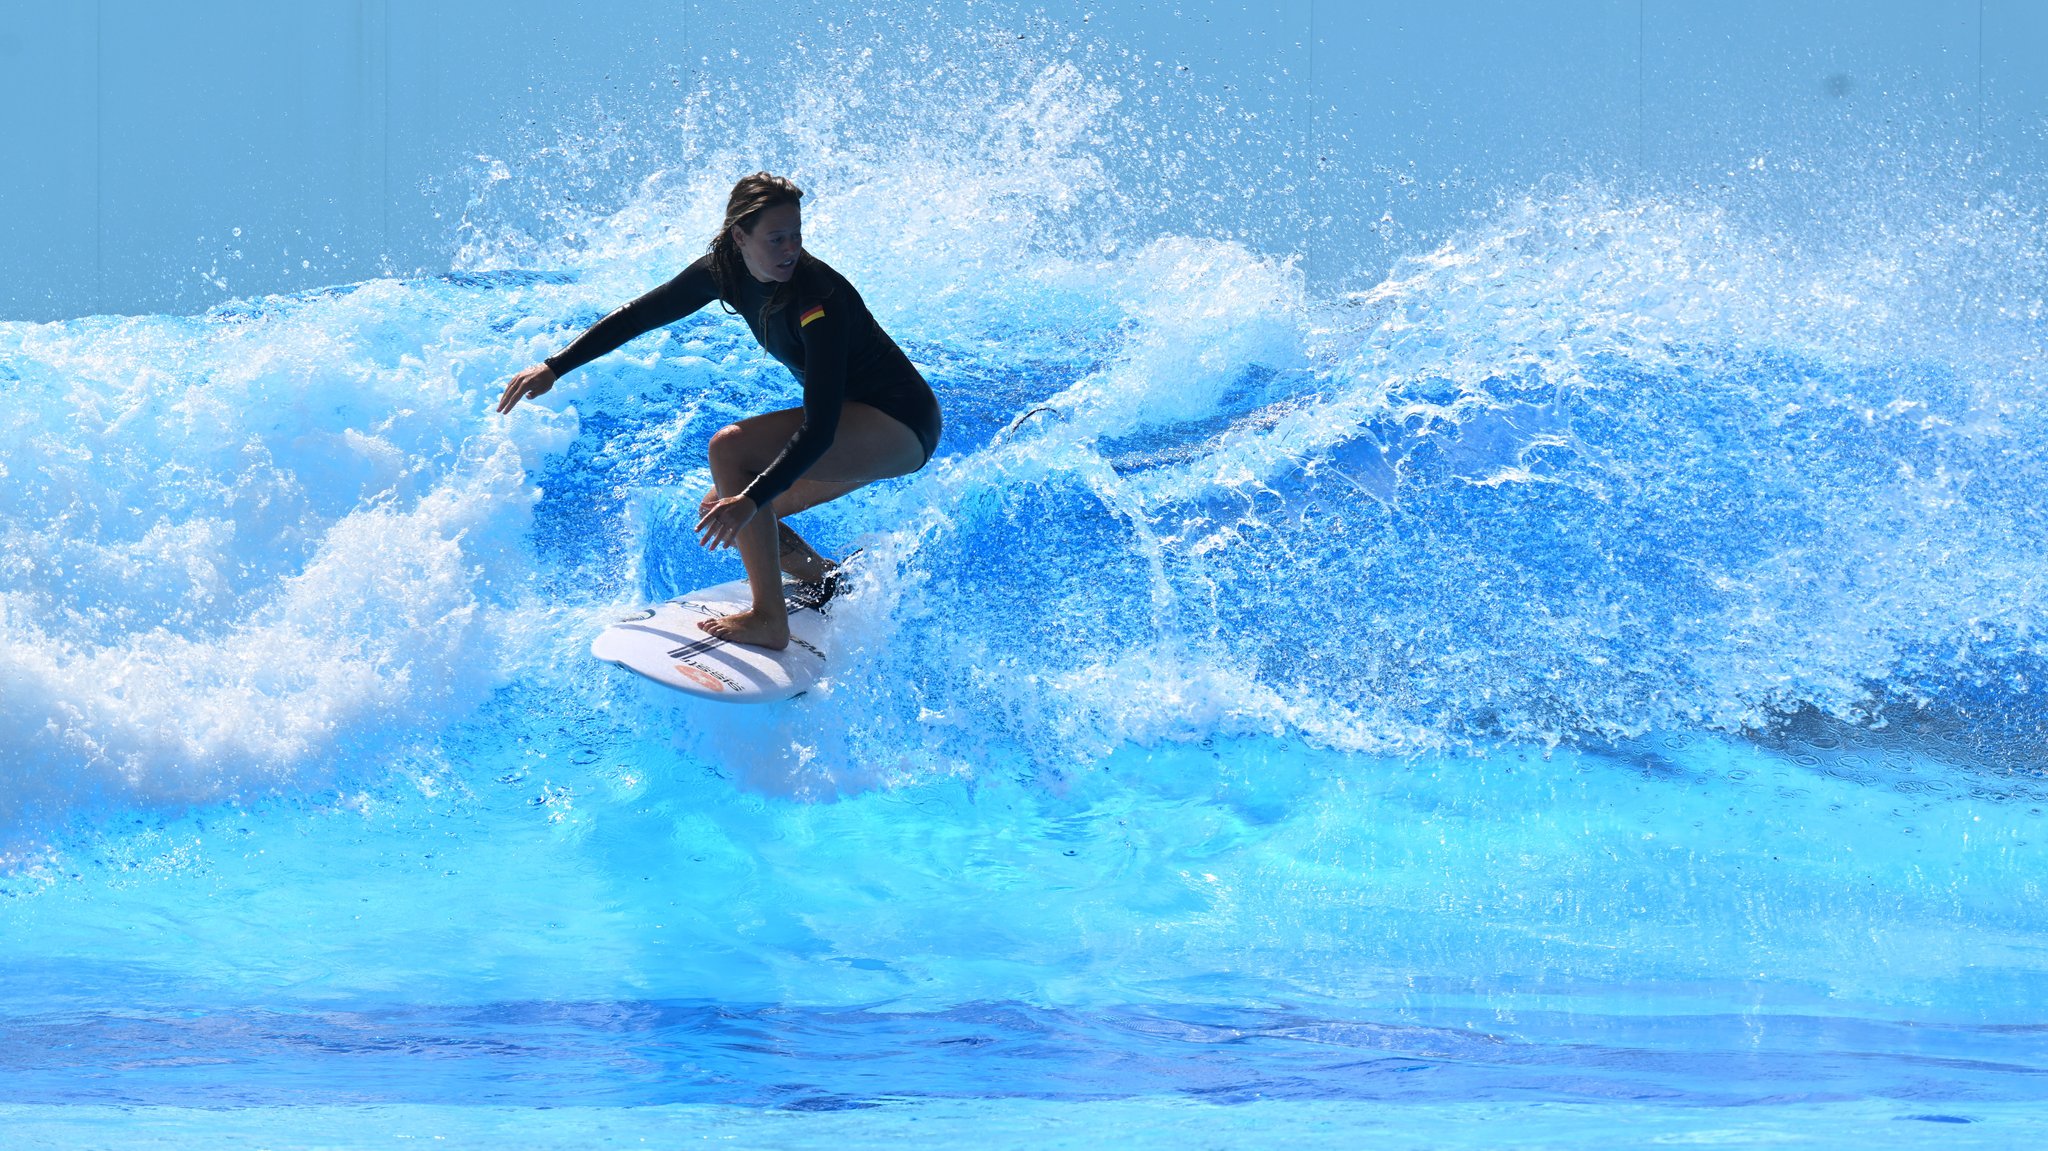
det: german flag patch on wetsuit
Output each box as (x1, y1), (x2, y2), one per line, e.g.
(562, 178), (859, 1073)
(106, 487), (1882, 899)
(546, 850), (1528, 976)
(799, 304), (825, 327)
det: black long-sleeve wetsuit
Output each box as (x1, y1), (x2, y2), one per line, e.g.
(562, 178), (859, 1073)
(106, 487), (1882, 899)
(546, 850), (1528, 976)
(543, 253), (941, 506)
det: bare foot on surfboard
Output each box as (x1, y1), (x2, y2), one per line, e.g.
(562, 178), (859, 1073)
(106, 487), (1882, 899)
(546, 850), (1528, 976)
(699, 609), (791, 650)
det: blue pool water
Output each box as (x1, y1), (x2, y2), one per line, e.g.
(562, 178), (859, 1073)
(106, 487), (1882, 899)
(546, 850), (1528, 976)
(5, 15), (2048, 1148)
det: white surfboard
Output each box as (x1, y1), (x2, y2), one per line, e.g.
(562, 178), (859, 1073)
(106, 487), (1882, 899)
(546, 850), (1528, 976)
(590, 578), (834, 703)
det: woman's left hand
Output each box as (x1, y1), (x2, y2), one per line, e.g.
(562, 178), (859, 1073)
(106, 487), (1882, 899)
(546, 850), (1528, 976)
(695, 494), (759, 551)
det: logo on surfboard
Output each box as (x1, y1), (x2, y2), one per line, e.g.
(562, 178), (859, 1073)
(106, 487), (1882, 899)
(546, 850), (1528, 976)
(672, 663), (733, 693)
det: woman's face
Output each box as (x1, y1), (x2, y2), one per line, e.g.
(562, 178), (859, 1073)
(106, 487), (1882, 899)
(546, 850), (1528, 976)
(733, 203), (802, 283)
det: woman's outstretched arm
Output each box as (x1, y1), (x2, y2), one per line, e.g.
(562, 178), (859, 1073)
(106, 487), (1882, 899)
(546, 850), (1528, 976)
(497, 256), (718, 414)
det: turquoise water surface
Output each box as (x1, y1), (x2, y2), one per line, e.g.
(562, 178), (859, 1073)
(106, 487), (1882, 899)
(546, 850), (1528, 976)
(4, 10), (2048, 1148)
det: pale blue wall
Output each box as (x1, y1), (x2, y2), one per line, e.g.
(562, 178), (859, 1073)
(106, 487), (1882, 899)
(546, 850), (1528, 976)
(2, 1), (2043, 320)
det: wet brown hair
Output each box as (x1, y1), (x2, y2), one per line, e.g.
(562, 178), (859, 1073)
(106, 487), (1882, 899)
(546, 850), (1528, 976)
(707, 171), (818, 325)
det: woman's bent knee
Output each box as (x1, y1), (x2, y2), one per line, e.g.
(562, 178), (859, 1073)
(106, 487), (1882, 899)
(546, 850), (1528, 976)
(709, 412), (801, 470)
(707, 423), (746, 458)
(707, 423), (767, 475)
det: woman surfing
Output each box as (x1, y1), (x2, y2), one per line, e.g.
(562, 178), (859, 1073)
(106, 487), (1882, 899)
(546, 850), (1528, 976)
(496, 172), (942, 650)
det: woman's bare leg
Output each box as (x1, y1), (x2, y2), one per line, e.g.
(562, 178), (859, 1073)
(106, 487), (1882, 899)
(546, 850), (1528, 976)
(699, 402), (925, 647)
(773, 478), (868, 582)
(701, 487), (849, 582)
(776, 521), (832, 584)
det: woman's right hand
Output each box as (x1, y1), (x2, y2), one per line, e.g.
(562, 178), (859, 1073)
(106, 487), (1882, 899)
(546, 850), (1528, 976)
(496, 363), (558, 414)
